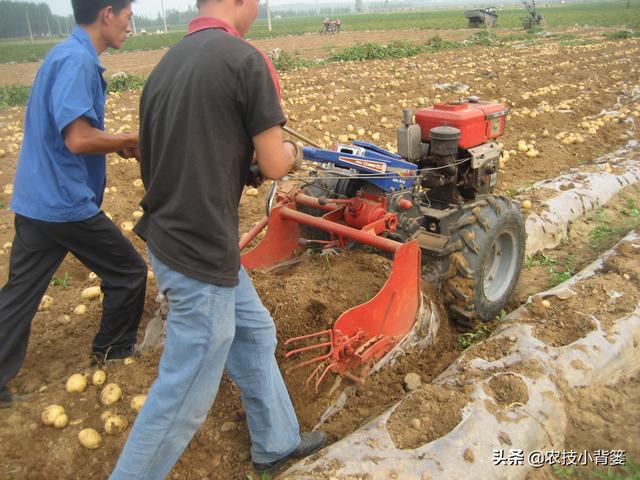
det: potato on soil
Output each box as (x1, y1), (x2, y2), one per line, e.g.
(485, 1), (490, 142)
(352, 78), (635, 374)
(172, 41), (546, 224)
(41, 405), (66, 426)
(78, 428), (102, 449)
(53, 414), (69, 429)
(104, 415), (129, 435)
(66, 373), (88, 393)
(100, 409), (117, 423)
(92, 369), (107, 386)
(131, 394), (147, 412)
(100, 383), (122, 406)
(81, 286), (101, 300)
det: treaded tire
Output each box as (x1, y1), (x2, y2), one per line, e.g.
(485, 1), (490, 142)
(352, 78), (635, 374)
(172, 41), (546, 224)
(443, 195), (525, 326)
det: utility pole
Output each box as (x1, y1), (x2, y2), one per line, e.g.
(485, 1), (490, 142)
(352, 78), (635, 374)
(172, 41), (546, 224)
(266, 0), (272, 32)
(25, 8), (34, 42)
(64, 17), (70, 35)
(46, 16), (52, 36)
(57, 16), (62, 36)
(159, 0), (168, 33)
(131, 15), (137, 35)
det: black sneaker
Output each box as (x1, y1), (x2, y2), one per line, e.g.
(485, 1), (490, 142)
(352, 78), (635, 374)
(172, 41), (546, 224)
(90, 345), (135, 365)
(0, 386), (12, 409)
(253, 431), (327, 473)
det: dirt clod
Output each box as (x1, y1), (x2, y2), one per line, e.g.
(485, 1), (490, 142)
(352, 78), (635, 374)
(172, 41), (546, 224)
(387, 384), (470, 450)
(487, 374), (529, 407)
(403, 372), (422, 391)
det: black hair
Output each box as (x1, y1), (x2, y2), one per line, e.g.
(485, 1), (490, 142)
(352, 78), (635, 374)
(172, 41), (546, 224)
(71, 0), (133, 25)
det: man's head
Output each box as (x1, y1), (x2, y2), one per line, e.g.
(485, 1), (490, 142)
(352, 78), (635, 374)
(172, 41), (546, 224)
(72, 0), (133, 49)
(197, 0), (260, 37)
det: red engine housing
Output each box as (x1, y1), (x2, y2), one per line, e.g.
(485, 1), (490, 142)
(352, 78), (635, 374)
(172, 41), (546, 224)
(415, 101), (508, 149)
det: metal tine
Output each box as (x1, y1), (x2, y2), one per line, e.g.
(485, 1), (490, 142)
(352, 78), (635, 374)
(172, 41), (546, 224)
(314, 362), (337, 392)
(285, 352), (332, 373)
(284, 329), (333, 346)
(284, 340), (332, 358)
(304, 362), (328, 386)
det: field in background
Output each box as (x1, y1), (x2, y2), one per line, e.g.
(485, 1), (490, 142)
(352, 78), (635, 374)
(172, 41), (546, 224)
(0, 1), (638, 64)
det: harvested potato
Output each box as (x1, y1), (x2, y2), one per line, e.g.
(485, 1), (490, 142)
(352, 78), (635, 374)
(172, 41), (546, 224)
(53, 413), (69, 429)
(100, 409), (117, 423)
(88, 272), (98, 281)
(78, 428), (102, 449)
(121, 221), (134, 231)
(42, 405), (66, 426)
(66, 373), (88, 393)
(38, 295), (53, 312)
(521, 200), (532, 210)
(81, 286), (101, 300)
(92, 370), (107, 386)
(147, 271), (154, 281)
(131, 394), (147, 413)
(123, 357), (135, 366)
(100, 383), (122, 406)
(104, 415), (129, 435)
(74, 304), (87, 315)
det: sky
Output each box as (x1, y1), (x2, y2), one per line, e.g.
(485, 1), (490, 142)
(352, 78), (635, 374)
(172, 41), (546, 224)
(46, 0), (339, 17)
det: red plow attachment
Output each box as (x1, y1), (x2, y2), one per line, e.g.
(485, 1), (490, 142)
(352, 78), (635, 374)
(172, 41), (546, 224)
(240, 185), (421, 390)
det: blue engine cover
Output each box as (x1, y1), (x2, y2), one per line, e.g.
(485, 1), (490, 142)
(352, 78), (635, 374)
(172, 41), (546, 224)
(302, 141), (418, 192)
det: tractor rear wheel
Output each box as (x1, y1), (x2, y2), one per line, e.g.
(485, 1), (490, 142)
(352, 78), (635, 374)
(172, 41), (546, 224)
(443, 196), (525, 326)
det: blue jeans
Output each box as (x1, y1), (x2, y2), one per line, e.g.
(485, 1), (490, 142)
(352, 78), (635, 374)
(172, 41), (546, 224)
(110, 250), (300, 479)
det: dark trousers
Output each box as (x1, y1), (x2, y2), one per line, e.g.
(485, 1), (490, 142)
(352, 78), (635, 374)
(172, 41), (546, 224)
(0, 212), (147, 390)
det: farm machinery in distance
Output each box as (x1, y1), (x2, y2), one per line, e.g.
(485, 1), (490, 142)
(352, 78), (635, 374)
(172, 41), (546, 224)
(240, 97), (526, 390)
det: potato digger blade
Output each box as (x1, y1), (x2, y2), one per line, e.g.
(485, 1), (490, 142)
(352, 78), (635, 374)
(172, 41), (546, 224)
(284, 241), (421, 391)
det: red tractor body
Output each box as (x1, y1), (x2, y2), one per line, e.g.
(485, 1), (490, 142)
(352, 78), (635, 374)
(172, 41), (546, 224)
(415, 101), (508, 148)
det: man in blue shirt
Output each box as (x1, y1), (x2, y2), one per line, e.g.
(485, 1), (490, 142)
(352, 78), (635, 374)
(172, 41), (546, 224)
(0, 0), (146, 409)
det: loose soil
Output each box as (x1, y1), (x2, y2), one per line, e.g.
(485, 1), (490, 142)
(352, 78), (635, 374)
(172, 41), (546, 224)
(0, 27), (639, 480)
(387, 383), (470, 450)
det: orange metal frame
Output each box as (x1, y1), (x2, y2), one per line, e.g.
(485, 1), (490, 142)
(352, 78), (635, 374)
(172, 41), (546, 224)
(240, 187), (421, 391)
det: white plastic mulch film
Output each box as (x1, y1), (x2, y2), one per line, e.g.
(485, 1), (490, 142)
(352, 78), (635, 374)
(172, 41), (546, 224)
(281, 231), (640, 479)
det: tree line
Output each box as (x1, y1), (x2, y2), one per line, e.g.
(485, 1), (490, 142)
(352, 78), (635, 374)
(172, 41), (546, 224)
(0, 1), (73, 39)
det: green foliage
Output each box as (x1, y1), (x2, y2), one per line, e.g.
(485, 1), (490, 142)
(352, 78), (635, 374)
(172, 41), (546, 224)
(526, 25), (545, 35)
(0, 83), (30, 109)
(622, 198), (639, 217)
(467, 30), (500, 46)
(604, 30), (640, 40)
(270, 51), (317, 72)
(457, 324), (492, 350)
(424, 35), (461, 52)
(525, 252), (556, 269)
(51, 272), (71, 289)
(548, 256), (574, 288)
(329, 40), (422, 61)
(107, 74), (146, 93)
(551, 459), (640, 479)
(588, 205), (640, 248)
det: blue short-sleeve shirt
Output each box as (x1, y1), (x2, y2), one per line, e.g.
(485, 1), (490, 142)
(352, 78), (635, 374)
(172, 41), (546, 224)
(11, 26), (108, 222)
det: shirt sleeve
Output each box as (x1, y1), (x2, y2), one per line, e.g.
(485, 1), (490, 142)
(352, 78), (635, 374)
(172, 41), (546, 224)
(236, 51), (286, 138)
(50, 58), (99, 134)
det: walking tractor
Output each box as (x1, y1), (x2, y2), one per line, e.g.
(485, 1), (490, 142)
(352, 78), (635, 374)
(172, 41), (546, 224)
(240, 97), (526, 390)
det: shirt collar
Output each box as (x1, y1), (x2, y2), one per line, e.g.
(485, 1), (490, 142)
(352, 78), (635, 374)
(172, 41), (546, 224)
(71, 26), (105, 72)
(187, 16), (241, 38)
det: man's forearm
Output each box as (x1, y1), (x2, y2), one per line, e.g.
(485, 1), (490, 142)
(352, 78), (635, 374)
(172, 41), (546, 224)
(65, 124), (137, 155)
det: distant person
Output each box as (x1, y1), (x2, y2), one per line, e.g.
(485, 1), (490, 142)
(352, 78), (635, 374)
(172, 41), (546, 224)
(0, 0), (147, 409)
(335, 17), (341, 33)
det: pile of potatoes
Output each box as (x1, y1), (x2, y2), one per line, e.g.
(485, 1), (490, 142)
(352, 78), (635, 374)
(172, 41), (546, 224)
(41, 369), (147, 450)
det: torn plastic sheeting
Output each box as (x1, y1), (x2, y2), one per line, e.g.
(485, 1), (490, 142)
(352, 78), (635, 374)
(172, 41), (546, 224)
(281, 231), (640, 480)
(522, 141), (640, 255)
